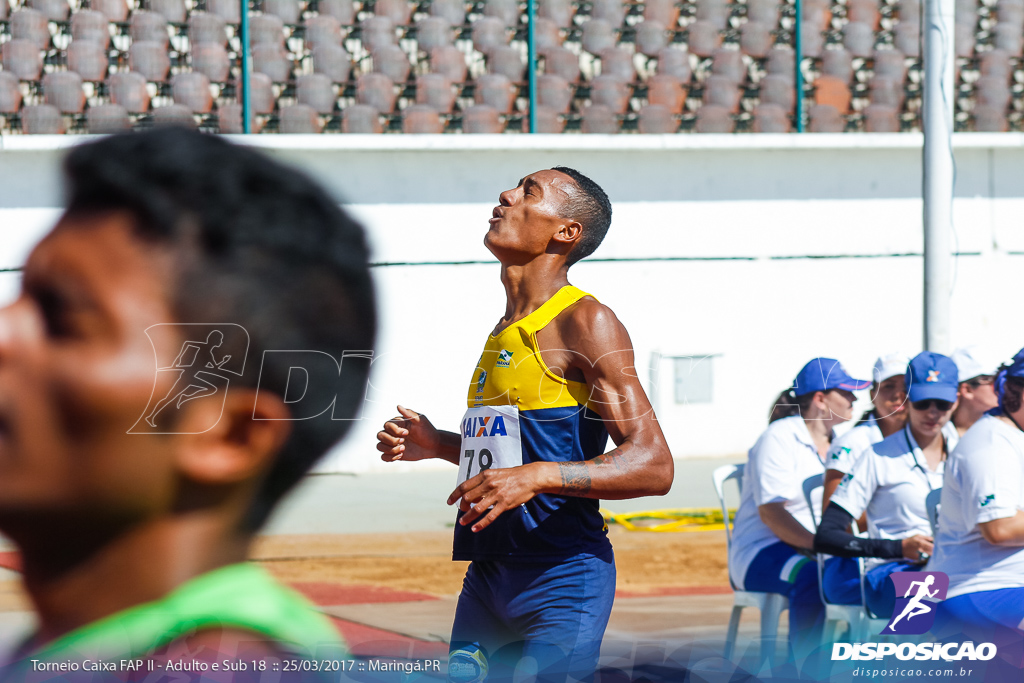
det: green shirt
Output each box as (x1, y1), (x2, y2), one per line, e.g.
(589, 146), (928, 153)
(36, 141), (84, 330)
(23, 562), (346, 662)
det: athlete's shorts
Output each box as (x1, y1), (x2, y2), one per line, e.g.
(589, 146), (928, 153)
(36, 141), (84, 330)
(448, 549), (615, 683)
(822, 557), (919, 618)
(932, 587), (1024, 668)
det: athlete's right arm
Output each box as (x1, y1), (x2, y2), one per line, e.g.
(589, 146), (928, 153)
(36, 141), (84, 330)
(377, 405), (461, 465)
(758, 502), (815, 550)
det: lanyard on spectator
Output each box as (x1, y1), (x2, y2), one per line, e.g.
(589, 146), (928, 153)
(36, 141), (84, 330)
(904, 425), (941, 492)
(1005, 410), (1024, 434)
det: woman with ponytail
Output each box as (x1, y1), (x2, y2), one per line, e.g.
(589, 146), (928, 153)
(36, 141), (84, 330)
(729, 358), (869, 657)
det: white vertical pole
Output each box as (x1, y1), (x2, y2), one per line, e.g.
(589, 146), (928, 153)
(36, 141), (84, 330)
(922, 0), (956, 353)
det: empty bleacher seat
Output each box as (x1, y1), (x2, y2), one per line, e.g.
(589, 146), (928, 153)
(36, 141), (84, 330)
(153, 104), (197, 128)
(687, 20), (722, 58)
(759, 73), (795, 113)
(416, 17), (454, 52)
(874, 49), (907, 83)
(312, 44), (352, 83)
(192, 43), (231, 82)
(320, 0), (356, 24)
(599, 47), (636, 82)
(129, 41), (172, 81)
(30, 0), (69, 22)
(638, 103), (677, 133)
(814, 74), (852, 112)
(809, 103), (844, 132)
(647, 73), (687, 114)
(589, 74), (630, 114)
(172, 72), (213, 113)
(863, 104), (900, 132)
(644, 0), (680, 27)
(475, 72), (517, 114)
(846, 0), (881, 29)
(740, 22), (773, 59)
(307, 15), (345, 50)
(3, 39), (44, 81)
(820, 47), (853, 83)
(402, 104), (444, 133)
(251, 14), (286, 45)
(843, 21), (875, 58)
(536, 73), (572, 113)
(430, 46), (468, 83)
(343, 104), (383, 133)
(980, 49), (1013, 80)
(765, 45), (794, 80)
(484, 0), (519, 28)
(130, 11), (170, 47)
(12, 9), (51, 50)
(635, 20), (670, 57)
(656, 47), (692, 82)
(974, 104), (1009, 131)
(356, 72), (397, 112)
(21, 104), (65, 134)
(68, 41), (109, 82)
(746, 0), (781, 26)
(0, 72), (21, 113)
(752, 103), (791, 132)
(544, 47), (581, 83)
(372, 45), (411, 84)
(92, 0), (128, 22)
(539, 0), (574, 28)
(591, 0), (626, 28)
(375, 0), (413, 26)
(264, 0), (300, 25)
(208, 0), (242, 23)
(216, 103), (248, 134)
(695, 103), (734, 132)
(71, 11), (111, 48)
(695, 0), (730, 30)
(189, 12), (228, 47)
(430, 0), (465, 27)
(473, 17), (509, 53)
(416, 73), (456, 113)
(462, 104), (502, 133)
(489, 45), (526, 82)
(582, 19), (616, 56)
(975, 76), (1012, 110)
(107, 71), (151, 113)
(43, 71), (86, 114)
(532, 18), (562, 51)
(279, 104), (323, 133)
(252, 43), (292, 82)
(894, 21), (921, 57)
(296, 73), (337, 114)
(711, 48), (746, 84)
(955, 21), (976, 58)
(248, 72), (276, 114)
(149, 0), (186, 23)
(702, 74), (741, 113)
(87, 103), (131, 133)
(581, 104), (618, 133)
(869, 75), (904, 108)
(992, 23), (1024, 56)
(532, 105), (564, 132)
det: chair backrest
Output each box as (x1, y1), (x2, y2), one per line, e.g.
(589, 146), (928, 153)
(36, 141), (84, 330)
(711, 463), (743, 553)
(802, 472), (824, 529)
(925, 487), (942, 538)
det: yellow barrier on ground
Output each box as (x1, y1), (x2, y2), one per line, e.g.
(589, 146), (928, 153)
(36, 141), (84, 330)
(600, 508), (737, 533)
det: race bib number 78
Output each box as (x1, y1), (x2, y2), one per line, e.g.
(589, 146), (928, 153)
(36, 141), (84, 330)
(458, 405), (522, 486)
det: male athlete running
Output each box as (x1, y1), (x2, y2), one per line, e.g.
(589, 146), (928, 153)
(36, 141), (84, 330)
(377, 168), (674, 682)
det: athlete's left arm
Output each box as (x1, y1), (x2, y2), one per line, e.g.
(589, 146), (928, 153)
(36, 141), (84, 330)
(449, 300), (674, 532)
(979, 511), (1024, 546)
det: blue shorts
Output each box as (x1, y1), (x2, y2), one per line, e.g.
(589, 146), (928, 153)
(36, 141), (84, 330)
(742, 541), (823, 658)
(822, 557), (920, 618)
(933, 588), (1024, 668)
(449, 550), (616, 683)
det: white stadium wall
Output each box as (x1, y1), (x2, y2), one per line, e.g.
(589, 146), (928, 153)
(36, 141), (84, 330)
(0, 134), (1022, 472)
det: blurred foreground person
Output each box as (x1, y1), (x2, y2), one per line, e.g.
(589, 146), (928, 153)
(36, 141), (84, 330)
(950, 345), (1001, 436)
(0, 129), (375, 678)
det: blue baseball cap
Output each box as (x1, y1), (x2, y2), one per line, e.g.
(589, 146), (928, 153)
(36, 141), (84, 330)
(994, 346), (1024, 411)
(905, 351), (959, 403)
(793, 358), (871, 397)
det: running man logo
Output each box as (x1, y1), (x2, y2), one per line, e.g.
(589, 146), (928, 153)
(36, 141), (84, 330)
(496, 349), (514, 368)
(926, 370), (941, 383)
(130, 324), (249, 434)
(979, 493), (995, 507)
(462, 415), (509, 438)
(883, 571), (949, 635)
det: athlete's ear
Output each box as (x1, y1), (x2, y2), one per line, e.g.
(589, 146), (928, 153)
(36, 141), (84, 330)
(553, 220), (584, 248)
(173, 389), (291, 485)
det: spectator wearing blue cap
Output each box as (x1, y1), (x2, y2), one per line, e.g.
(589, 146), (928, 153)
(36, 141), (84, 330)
(930, 347), (1024, 666)
(729, 358), (870, 657)
(814, 351), (960, 618)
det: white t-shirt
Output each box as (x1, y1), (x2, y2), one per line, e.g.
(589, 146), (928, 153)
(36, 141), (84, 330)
(729, 416), (827, 589)
(930, 414), (1024, 598)
(830, 424), (955, 570)
(826, 414), (883, 475)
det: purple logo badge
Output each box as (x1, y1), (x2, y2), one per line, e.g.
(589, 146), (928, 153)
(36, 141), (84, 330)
(884, 571), (949, 635)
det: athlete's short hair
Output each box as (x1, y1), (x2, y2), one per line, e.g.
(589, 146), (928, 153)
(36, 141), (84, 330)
(62, 128), (376, 531)
(550, 166), (612, 267)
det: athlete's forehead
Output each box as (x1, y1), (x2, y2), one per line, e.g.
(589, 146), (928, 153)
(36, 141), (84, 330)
(515, 170), (577, 198)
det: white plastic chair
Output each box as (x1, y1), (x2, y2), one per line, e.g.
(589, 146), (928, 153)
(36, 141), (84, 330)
(713, 463), (789, 666)
(803, 473), (871, 643)
(925, 487), (942, 539)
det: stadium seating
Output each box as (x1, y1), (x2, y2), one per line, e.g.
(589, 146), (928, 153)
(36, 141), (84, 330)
(0, 0), (1014, 133)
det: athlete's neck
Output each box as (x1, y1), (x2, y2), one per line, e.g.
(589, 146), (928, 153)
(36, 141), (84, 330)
(496, 260), (570, 333)
(15, 513), (251, 645)
(802, 415), (834, 460)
